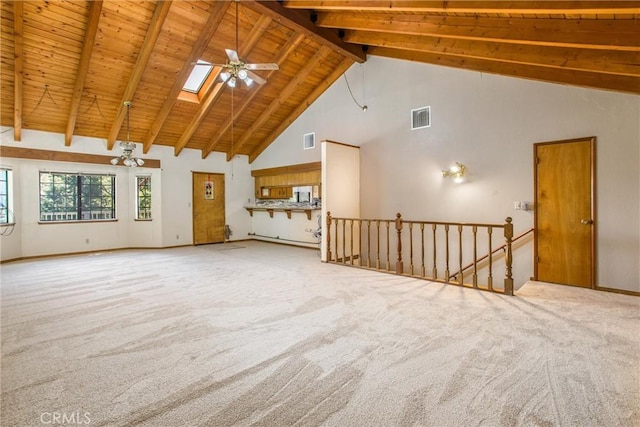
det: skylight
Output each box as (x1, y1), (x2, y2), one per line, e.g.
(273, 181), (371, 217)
(183, 60), (213, 93)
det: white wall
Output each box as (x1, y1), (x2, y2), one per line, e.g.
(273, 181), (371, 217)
(254, 56), (640, 293)
(250, 210), (321, 249)
(321, 141), (361, 262)
(154, 147), (252, 247)
(0, 129), (253, 260)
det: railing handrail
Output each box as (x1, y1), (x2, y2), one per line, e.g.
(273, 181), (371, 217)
(328, 216), (507, 229)
(450, 227), (534, 279)
(326, 211), (515, 295)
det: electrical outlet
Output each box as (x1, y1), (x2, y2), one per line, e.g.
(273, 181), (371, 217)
(176, 234), (179, 240)
(85, 238), (90, 244)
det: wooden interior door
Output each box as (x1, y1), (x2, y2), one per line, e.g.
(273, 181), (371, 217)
(192, 172), (225, 245)
(534, 137), (596, 288)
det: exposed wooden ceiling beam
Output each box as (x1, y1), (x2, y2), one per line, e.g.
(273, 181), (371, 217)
(13, 1), (23, 142)
(282, 1), (640, 15)
(65, 0), (102, 146)
(237, 13), (273, 54)
(202, 33), (306, 159)
(243, 0), (366, 63)
(0, 145), (161, 169)
(142, 1), (231, 154)
(344, 30), (640, 77)
(231, 46), (333, 160)
(174, 14), (273, 156)
(369, 45), (640, 94)
(174, 70), (223, 156)
(316, 12), (640, 51)
(249, 57), (354, 163)
(106, 0), (172, 150)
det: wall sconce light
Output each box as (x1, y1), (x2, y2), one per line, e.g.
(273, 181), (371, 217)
(442, 162), (467, 183)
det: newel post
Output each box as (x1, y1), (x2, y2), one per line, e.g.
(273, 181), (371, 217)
(395, 213), (404, 274)
(326, 211), (332, 262)
(503, 217), (514, 296)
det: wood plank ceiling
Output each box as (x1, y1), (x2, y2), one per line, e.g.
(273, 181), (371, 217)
(1, 1), (638, 163)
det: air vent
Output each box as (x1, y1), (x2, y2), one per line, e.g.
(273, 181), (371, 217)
(303, 132), (315, 150)
(411, 106), (431, 130)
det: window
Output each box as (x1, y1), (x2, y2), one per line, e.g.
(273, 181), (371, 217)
(0, 169), (12, 224)
(183, 60), (214, 93)
(39, 172), (116, 222)
(136, 175), (152, 220)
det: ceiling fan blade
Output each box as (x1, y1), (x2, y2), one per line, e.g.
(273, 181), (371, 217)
(246, 70), (266, 85)
(245, 63), (279, 71)
(225, 49), (240, 63)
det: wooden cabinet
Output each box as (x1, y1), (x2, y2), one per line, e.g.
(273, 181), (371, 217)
(252, 162), (321, 200)
(259, 186), (293, 199)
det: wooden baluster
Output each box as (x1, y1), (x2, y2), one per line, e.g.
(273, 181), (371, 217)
(357, 219), (361, 266)
(326, 211), (332, 262)
(409, 222), (414, 275)
(367, 220), (371, 268)
(432, 224), (438, 279)
(334, 217), (339, 265)
(487, 226), (493, 291)
(342, 219), (346, 264)
(472, 225), (478, 288)
(445, 224), (450, 281)
(458, 225), (464, 285)
(350, 219), (354, 265)
(420, 223), (425, 277)
(376, 220), (381, 270)
(396, 213), (403, 274)
(386, 220), (391, 271)
(504, 217), (514, 295)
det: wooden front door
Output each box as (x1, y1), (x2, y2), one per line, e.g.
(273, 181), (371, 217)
(192, 172), (225, 245)
(534, 137), (596, 288)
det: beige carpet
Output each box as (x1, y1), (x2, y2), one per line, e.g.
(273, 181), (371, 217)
(1, 241), (638, 426)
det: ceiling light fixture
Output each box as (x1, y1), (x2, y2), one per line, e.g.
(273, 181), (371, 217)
(442, 162), (467, 183)
(110, 101), (144, 167)
(220, 70), (248, 87)
(216, 0), (277, 89)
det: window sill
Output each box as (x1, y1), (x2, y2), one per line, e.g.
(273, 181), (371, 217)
(38, 219), (118, 224)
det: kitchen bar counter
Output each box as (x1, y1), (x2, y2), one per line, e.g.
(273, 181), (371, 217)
(244, 205), (320, 220)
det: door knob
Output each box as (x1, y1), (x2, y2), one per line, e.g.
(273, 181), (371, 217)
(581, 219), (593, 225)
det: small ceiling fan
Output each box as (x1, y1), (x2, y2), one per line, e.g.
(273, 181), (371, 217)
(216, 0), (278, 88)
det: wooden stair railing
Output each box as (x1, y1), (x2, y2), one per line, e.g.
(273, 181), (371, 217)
(450, 227), (534, 281)
(325, 212), (517, 295)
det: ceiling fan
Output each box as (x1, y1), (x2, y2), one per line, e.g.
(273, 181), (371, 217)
(219, 48), (278, 87)
(215, 0), (278, 88)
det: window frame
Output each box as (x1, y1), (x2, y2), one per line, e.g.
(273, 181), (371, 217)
(135, 175), (152, 221)
(0, 169), (13, 225)
(38, 171), (116, 223)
